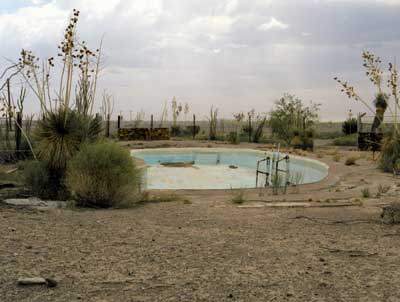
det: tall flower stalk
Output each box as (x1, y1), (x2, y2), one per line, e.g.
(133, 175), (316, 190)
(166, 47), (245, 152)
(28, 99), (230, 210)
(334, 51), (400, 133)
(335, 51), (400, 172)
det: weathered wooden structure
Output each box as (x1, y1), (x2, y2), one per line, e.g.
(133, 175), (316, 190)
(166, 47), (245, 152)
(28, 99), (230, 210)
(357, 114), (384, 151)
(118, 127), (170, 141)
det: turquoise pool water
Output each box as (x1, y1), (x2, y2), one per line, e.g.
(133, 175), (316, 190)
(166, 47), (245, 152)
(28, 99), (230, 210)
(132, 148), (329, 190)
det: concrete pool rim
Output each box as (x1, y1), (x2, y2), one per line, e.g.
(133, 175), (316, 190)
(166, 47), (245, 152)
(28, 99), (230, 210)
(131, 147), (330, 190)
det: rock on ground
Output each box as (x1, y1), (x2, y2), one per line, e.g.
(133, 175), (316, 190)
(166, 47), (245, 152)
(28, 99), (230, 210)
(381, 202), (400, 224)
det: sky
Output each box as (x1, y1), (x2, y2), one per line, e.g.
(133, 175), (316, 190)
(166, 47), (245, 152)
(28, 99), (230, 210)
(1, 0), (400, 121)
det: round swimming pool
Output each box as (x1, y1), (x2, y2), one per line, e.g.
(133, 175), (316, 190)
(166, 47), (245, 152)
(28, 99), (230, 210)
(131, 148), (329, 190)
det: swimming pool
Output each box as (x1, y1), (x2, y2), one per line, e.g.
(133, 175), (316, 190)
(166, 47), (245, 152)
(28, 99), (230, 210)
(131, 148), (329, 190)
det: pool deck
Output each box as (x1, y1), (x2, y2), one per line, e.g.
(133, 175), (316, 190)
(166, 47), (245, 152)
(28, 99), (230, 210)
(124, 139), (398, 207)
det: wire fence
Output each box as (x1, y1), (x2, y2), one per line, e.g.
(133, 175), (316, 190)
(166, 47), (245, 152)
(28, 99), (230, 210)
(358, 114), (400, 133)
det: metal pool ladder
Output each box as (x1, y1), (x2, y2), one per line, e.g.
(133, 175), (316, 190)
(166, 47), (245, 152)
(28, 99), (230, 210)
(256, 145), (290, 190)
(256, 155), (271, 187)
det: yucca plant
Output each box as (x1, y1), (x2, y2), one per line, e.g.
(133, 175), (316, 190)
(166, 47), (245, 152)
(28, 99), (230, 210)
(208, 106), (218, 140)
(335, 51), (400, 172)
(35, 109), (102, 170)
(15, 10), (104, 199)
(371, 93), (389, 132)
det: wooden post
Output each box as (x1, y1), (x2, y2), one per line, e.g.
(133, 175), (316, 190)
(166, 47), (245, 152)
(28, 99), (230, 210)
(6, 79), (12, 132)
(117, 115), (122, 129)
(106, 114), (110, 137)
(15, 112), (22, 157)
(248, 115), (252, 143)
(192, 114), (196, 140)
(150, 114), (154, 140)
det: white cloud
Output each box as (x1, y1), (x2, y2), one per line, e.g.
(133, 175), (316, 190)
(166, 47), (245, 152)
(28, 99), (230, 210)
(258, 17), (289, 31)
(0, 2), (67, 51)
(189, 15), (236, 35)
(0, 0), (399, 120)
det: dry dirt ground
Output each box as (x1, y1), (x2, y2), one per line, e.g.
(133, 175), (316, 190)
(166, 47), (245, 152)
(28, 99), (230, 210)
(1, 200), (400, 302)
(1, 141), (400, 302)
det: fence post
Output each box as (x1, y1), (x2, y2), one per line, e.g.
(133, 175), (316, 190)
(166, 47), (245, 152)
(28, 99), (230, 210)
(15, 112), (22, 158)
(117, 115), (122, 130)
(248, 115), (252, 142)
(150, 114), (154, 140)
(7, 79), (12, 132)
(106, 114), (110, 137)
(192, 114), (196, 140)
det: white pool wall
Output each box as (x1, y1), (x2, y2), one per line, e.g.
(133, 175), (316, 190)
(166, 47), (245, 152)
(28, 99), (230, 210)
(131, 148), (329, 190)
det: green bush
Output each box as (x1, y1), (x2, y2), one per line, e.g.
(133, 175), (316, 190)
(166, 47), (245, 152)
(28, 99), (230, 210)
(342, 118), (358, 135)
(379, 132), (400, 173)
(290, 132), (314, 151)
(170, 125), (182, 137)
(227, 131), (239, 144)
(35, 108), (102, 170)
(23, 160), (69, 200)
(66, 141), (142, 208)
(333, 134), (358, 146)
(361, 188), (370, 198)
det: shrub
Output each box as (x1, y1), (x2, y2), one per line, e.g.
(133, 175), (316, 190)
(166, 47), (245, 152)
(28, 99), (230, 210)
(184, 125), (200, 137)
(342, 118), (358, 135)
(377, 184), (391, 195)
(290, 135), (303, 149)
(361, 188), (370, 198)
(269, 94), (320, 144)
(379, 132), (400, 173)
(35, 109), (102, 170)
(231, 190), (245, 204)
(208, 107), (218, 140)
(332, 154), (341, 162)
(253, 117), (267, 143)
(271, 172), (285, 195)
(30, 109), (102, 199)
(23, 160), (69, 200)
(170, 125), (182, 137)
(66, 141), (142, 208)
(290, 133), (314, 151)
(227, 131), (239, 144)
(333, 134), (358, 146)
(345, 156), (358, 166)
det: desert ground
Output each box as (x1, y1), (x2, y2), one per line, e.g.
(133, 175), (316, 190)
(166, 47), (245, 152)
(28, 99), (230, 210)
(1, 141), (399, 302)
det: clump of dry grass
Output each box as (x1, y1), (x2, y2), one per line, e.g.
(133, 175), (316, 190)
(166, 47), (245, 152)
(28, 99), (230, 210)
(332, 153), (341, 162)
(377, 184), (391, 196)
(325, 148), (339, 156)
(231, 190), (246, 204)
(345, 156), (358, 166)
(361, 188), (371, 198)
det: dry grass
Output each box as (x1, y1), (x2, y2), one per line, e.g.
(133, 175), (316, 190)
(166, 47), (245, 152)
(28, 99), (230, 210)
(345, 156), (358, 166)
(332, 153), (342, 162)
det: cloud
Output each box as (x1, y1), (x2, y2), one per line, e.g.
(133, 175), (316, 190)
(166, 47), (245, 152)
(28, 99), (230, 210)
(0, 0), (400, 120)
(258, 17), (289, 31)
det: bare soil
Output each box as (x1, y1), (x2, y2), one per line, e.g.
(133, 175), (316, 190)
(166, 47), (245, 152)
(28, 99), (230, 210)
(1, 199), (400, 302)
(1, 142), (400, 301)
